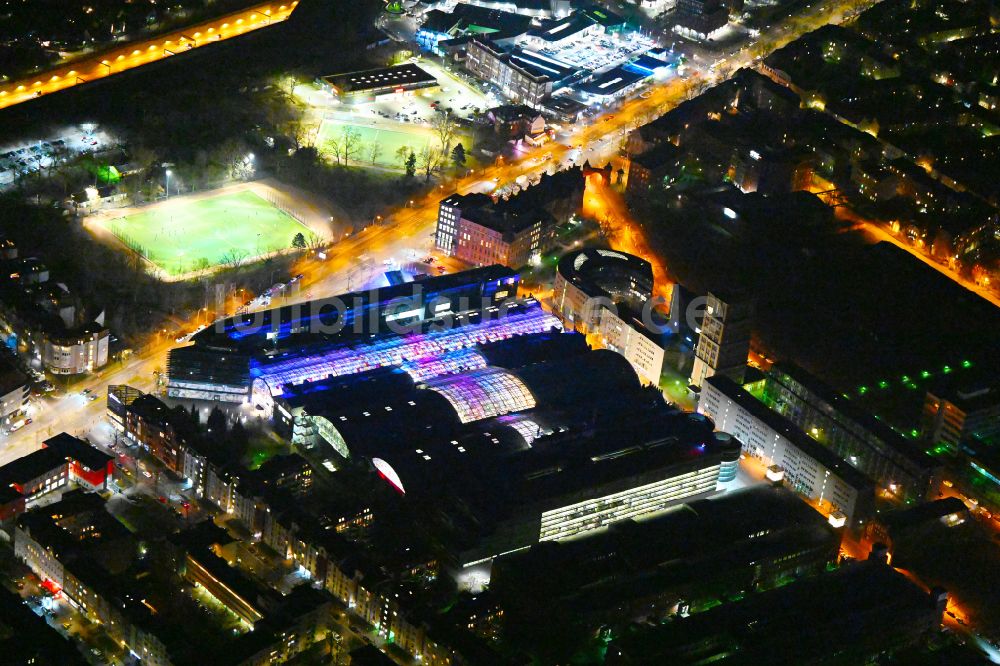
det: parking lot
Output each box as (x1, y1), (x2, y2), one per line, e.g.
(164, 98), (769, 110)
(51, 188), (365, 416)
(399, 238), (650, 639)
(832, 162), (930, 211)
(536, 31), (658, 75)
(0, 125), (112, 187)
(302, 57), (492, 128)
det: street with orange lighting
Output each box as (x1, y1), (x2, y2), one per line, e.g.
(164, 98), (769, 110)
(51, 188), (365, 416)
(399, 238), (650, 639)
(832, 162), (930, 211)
(0, 1), (298, 112)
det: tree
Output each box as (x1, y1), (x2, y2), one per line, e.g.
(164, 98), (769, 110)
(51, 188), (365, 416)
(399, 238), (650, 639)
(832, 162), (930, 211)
(206, 406), (227, 436)
(220, 248), (250, 270)
(395, 145), (412, 169)
(226, 420), (249, 459)
(417, 144), (440, 182)
(450, 143), (466, 171)
(292, 232), (306, 249)
(367, 141), (384, 165)
(404, 151), (417, 178)
(326, 127), (362, 165)
(342, 127), (362, 164)
(432, 111), (457, 155)
(304, 231), (325, 250)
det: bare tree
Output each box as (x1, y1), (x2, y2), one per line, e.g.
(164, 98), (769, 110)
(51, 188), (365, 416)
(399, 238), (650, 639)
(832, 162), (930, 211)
(305, 231), (326, 250)
(367, 141), (384, 165)
(325, 136), (346, 165)
(342, 127), (362, 164)
(326, 127), (362, 165)
(432, 112), (457, 154)
(220, 248), (251, 270)
(417, 144), (440, 182)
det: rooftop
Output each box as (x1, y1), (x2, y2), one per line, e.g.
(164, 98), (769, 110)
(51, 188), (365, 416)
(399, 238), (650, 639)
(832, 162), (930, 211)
(706, 375), (875, 491)
(321, 64), (437, 95)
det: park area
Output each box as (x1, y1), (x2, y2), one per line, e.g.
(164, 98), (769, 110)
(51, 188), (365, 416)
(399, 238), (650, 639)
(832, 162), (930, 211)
(318, 118), (471, 169)
(94, 188), (311, 278)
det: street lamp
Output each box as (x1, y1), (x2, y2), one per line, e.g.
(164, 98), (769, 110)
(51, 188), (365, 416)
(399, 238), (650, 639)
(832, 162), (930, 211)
(165, 169), (172, 198)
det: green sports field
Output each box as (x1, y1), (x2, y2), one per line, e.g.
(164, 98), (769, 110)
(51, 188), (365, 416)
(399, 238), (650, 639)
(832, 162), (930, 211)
(318, 121), (469, 168)
(102, 190), (308, 276)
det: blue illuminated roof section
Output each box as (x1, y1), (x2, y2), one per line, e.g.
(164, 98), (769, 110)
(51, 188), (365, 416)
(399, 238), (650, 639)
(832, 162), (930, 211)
(401, 348), (488, 382)
(253, 301), (561, 396)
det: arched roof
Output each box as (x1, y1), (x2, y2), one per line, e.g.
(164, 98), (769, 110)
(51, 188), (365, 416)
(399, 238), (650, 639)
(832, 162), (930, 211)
(425, 367), (536, 423)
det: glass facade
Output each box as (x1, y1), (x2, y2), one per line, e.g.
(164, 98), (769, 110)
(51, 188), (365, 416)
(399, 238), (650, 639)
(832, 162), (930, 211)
(426, 367), (536, 423)
(255, 303), (560, 397)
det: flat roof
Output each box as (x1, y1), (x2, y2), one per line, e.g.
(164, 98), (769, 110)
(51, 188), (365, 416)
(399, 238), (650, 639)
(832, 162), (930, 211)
(493, 485), (837, 612)
(197, 265), (517, 347)
(0, 434), (112, 489)
(529, 13), (593, 42)
(577, 66), (646, 96)
(44, 432), (113, 472)
(322, 63), (437, 94)
(556, 247), (653, 300)
(706, 375), (875, 491)
(509, 48), (579, 81)
(610, 561), (934, 663)
(771, 363), (936, 469)
(0, 355), (27, 396)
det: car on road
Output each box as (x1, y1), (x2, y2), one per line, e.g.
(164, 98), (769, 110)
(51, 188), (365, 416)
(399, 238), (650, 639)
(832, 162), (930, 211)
(87, 394), (97, 402)
(62, 622), (71, 630)
(142, 470), (153, 478)
(82, 388), (92, 395)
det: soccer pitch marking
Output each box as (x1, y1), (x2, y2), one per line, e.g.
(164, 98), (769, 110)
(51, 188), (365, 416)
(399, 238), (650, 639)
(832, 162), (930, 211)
(98, 190), (311, 278)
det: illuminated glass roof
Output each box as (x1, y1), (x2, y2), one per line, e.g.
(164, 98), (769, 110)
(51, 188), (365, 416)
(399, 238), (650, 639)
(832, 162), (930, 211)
(425, 367), (536, 423)
(401, 348), (487, 382)
(253, 302), (560, 396)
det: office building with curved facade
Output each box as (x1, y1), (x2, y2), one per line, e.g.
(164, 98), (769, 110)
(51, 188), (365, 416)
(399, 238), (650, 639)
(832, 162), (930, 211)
(552, 247), (666, 384)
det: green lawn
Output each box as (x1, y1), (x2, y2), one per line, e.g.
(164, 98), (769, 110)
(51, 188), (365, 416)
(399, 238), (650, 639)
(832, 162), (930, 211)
(318, 120), (469, 168)
(103, 190), (308, 276)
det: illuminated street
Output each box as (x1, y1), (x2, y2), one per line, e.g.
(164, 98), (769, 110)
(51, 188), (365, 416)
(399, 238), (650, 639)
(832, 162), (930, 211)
(0, 1), (298, 111)
(2, 0), (999, 662)
(0, 0), (889, 467)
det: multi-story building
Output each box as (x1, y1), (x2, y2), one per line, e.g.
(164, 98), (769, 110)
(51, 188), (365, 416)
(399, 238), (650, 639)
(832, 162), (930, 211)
(122, 392), (200, 475)
(280, 342), (740, 566)
(437, 192), (551, 267)
(607, 560), (945, 665)
(760, 363), (938, 502)
(465, 38), (577, 108)
(551, 248), (664, 384)
(490, 486), (840, 651)
(0, 356), (29, 433)
(689, 291), (753, 389)
(41, 322), (109, 375)
(700, 375), (875, 529)
(922, 380), (1000, 449)
(595, 305), (666, 386)
(0, 433), (113, 521)
(436, 171), (583, 266)
(166, 346), (250, 404)
(0, 239), (110, 376)
(673, 0), (729, 40)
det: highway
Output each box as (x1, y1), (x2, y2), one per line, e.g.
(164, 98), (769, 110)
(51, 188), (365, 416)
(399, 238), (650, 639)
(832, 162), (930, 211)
(0, 1), (298, 112)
